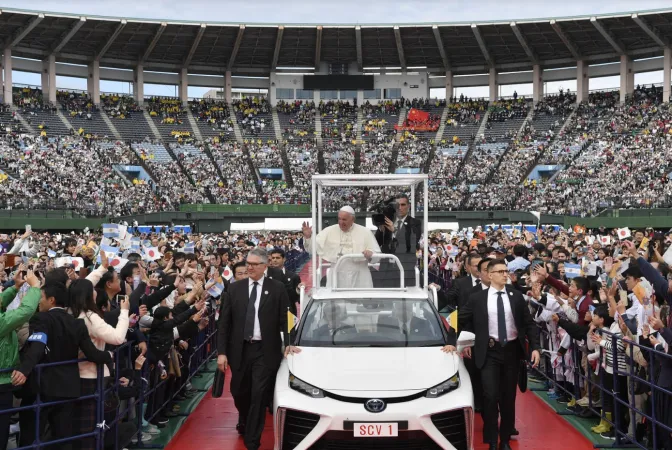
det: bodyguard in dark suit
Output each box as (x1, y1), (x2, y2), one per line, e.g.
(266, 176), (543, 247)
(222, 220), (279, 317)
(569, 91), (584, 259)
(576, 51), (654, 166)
(447, 259), (540, 450)
(217, 248), (299, 450)
(444, 254), (483, 311)
(374, 194), (422, 288)
(16, 282), (113, 450)
(268, 248), (302, 316)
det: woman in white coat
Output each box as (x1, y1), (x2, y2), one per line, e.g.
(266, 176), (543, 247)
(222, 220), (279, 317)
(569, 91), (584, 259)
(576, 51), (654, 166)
(69, 278), (130, 450)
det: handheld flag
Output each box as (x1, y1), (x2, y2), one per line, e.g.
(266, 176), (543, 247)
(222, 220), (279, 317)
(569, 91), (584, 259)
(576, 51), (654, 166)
(564, 263), (581, 279)
(108, 256), (129, 271)
(102, 224), (127, 240)
(207, 281), (224, 297)
(143, 247), (162, 261)
(617, 227), (631, 240)
(448, 309), (458, 332)
(184, 243), (195, 254)
(599, 235), (611, 246)
(47, 249), (57, 258)
(638, 237), (649, 249)
(287, 308), (298, 333)
(221, 266), (233, 281)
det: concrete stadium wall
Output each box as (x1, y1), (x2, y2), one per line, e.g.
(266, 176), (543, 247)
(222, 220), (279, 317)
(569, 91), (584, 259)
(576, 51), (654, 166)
(4, 208), (671, 232)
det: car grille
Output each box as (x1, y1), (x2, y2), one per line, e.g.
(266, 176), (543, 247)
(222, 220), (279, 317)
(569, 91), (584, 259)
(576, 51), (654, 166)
(309, 430), (442, 450)
(430, 409), (468, 450)
(282, 409), (320, 450)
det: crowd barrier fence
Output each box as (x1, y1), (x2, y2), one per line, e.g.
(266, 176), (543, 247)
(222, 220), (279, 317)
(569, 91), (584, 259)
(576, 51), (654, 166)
(0, 307), (218, 450)
(532, 324), (672, 449)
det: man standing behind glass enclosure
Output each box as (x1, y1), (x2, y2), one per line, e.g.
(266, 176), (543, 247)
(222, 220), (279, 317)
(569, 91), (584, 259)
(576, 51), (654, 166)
(374, 194), (422, 288)
(302, 206), (381, 289)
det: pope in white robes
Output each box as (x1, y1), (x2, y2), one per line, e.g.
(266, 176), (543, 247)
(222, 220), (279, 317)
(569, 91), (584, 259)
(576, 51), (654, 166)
(303, 206), (381, 288)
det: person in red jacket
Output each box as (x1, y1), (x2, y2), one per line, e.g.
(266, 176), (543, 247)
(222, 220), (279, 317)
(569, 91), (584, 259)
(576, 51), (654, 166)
(534, 265), (593, 326)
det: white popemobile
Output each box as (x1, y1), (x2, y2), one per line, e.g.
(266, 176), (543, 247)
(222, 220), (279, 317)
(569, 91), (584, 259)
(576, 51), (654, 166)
(274, 174), (475, 450)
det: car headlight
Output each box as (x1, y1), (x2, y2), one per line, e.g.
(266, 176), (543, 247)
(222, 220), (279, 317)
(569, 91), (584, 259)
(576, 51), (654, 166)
(426, 373), (460, 398)
(289, 373), (324, 398)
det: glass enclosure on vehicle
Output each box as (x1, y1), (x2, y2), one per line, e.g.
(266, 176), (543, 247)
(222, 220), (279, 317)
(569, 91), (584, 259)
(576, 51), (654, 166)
(297, 298), (445, 347)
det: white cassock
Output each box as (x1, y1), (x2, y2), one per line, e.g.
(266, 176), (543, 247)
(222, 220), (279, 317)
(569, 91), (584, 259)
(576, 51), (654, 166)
(305, 223), (381, 288)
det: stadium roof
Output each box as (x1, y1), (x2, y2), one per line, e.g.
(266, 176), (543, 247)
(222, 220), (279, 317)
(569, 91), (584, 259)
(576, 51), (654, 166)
(2, 6), (672, 76)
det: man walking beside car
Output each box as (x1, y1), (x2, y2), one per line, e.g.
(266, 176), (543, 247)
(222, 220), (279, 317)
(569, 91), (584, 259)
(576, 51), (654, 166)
(216, 248), (300, 450)
(447, 259), (540, 450)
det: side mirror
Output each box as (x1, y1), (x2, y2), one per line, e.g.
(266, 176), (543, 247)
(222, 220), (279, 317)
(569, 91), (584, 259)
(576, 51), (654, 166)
(456, 331), (475, 353)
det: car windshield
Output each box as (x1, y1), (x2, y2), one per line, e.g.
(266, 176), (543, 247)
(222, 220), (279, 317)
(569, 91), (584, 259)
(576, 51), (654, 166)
(297, 298), (445, 347)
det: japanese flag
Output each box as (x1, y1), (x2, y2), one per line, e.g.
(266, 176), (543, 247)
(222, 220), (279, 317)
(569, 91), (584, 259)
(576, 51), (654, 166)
(108, 256), (129, 271)
(600, 235), (612, 245)
(143, 247), (162, 261)
(444, 244), (459, 256)
(221, 266), (233, 281)
(71, 257), (84, 271)
(617, 228), (631, 240)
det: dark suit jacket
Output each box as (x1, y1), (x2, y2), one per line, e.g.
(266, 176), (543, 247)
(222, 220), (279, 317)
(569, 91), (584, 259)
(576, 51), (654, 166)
(446, 275), (479, 311)
(266, 267), (299, 315)
(217, 277), (290, 372)
(448, 287), (540, 369)
(375, 215), (422, 254)
(19, 308), (113, 398)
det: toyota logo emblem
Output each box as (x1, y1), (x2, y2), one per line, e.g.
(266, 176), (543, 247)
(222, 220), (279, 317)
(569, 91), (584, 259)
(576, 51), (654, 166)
(364, 399), (386, 413)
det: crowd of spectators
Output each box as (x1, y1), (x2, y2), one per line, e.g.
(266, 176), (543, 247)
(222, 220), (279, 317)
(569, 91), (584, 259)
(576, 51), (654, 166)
(233, 97), (271, 137)
(2, 89), (672, 217)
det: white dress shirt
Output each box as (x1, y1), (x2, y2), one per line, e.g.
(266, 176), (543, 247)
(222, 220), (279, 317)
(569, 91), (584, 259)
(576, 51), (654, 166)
(487, 287), (518, 342)
(248, 276), (264, 340)
(471, 275), (479, 287)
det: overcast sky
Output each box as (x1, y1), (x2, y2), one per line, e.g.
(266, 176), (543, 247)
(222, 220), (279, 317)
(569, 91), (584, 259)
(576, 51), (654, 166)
(7, 0), (670, 96)
(5, 0), (672, 24)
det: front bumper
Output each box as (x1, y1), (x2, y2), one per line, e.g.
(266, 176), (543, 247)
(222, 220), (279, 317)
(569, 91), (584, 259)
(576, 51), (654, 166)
(273, 381), (473, 450)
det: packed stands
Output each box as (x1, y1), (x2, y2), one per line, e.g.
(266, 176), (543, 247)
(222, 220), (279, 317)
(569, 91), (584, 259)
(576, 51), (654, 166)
(321, 101), (357, 141)
(2, 90), (672, 216)
(441, 97), (488, 144)
(189, 99), (235, 140)
(360, 100), (401, 143)
(232, 97), (275, 140)
(277, 100), (316, 142)
(146, 97), (194, 142)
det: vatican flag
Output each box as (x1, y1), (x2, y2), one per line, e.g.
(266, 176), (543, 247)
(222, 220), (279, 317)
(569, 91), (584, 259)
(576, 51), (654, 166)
(287, 308), (298, 334)
(448, 310), (458, 332)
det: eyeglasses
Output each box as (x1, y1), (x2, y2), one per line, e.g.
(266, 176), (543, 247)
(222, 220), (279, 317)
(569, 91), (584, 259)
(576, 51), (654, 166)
(246, 261), (265, 267)
(489, 270), (509, 275)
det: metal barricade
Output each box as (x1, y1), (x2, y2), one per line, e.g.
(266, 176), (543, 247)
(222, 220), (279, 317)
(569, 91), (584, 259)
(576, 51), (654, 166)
(530, 322), (672, 449)
(0, 308), (219, 450)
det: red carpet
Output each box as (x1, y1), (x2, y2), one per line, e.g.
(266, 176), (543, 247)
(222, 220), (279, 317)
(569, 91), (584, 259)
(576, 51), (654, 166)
(167, 262), (590, 449)
(166, 380), (591, 450)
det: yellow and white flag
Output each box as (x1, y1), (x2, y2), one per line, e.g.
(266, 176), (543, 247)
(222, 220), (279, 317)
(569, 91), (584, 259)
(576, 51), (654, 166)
(287, 309), (298, 333)
(448, 310), (458, 332)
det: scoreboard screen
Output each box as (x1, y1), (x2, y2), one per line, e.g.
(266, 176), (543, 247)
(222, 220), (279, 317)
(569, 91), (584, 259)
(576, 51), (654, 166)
(303, 75), (374, 90)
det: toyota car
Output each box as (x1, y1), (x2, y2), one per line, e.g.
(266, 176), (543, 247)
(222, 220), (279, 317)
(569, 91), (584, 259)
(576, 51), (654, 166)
(274, 291), (474, 450)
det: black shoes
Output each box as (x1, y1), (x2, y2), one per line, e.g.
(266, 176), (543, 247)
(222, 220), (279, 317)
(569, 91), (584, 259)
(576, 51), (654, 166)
(510, 428), (519, 437)
(236, 422), (246, 436)
(499, 441), (513, 450)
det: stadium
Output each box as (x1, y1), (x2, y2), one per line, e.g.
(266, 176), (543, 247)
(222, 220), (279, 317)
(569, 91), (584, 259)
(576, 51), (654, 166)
(0, 3), (671, 450)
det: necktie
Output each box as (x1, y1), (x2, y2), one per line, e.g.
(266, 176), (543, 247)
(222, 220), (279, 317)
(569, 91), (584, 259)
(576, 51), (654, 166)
(243, 282), (258, 341)
(396, 219), (403, 231)
(497, 291), (507, 344)
(474, 278), (480, 287)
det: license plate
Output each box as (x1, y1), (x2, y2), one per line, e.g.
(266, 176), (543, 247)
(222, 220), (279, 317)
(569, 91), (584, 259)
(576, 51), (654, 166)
(353, 423), (398, 437)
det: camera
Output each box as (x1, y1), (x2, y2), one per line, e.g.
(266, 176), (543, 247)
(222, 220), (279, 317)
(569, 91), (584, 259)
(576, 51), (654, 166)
(371, 198), (398, 227)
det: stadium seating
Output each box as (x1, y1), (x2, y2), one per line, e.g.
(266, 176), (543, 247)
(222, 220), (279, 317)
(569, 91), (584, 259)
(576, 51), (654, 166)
(3, 89), (672, 217)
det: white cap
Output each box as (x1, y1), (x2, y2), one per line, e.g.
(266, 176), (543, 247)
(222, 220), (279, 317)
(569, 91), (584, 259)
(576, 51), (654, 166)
(339, 206), (355, 215)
